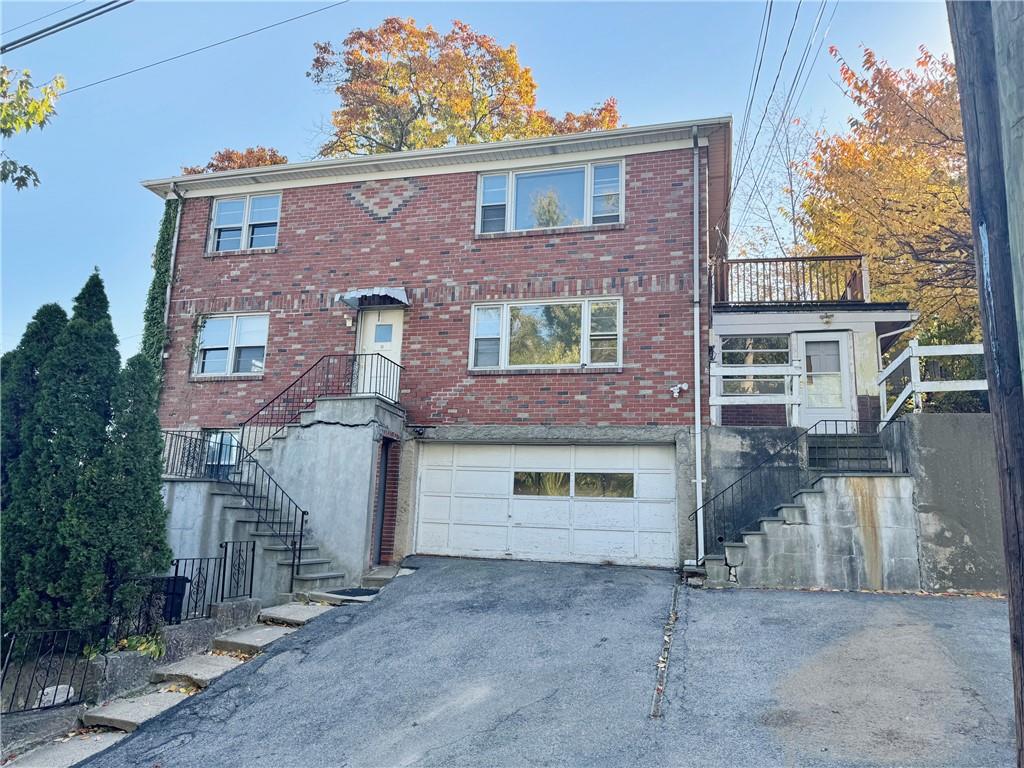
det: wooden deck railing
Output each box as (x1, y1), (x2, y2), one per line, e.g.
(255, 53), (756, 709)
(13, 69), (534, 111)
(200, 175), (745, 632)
(713, 255), (868, 305)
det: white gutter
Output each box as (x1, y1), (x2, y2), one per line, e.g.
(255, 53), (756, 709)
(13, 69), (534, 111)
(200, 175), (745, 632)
(691, 127), (706, 564)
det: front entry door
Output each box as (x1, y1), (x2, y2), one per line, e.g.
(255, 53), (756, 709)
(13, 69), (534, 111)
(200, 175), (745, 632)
(355, 308), (404, 399)
(797, 332), (855, 429)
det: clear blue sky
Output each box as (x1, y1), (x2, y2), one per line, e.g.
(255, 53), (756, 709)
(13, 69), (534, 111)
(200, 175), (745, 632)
(1, 0), (954, 355)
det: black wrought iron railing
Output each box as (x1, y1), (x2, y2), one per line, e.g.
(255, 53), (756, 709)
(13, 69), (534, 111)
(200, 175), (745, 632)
(1, 627), (103, 713)
(692, 419), (909, 557)
(240, 353), (403, 451)
(0, 543), (254, 715)
(713, 255), (867, 305)
(162, 430), (307, 591)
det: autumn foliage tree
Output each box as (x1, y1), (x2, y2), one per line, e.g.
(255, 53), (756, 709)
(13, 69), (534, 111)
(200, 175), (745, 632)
(182, 146), (288, 175)
(307, 17), (619, 156)
(800, 47), (975, 324)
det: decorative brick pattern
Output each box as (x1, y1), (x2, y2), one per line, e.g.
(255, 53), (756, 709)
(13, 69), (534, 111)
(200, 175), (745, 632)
(158, 129), (731, 432)
(347, 178), (423, 222)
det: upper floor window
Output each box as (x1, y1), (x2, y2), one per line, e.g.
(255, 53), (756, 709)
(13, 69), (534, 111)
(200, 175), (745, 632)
(470, 298), (622, 370)
(477, 161), (623, 234)
(194, 314), (269, 376)
(210, 193), (281, 252)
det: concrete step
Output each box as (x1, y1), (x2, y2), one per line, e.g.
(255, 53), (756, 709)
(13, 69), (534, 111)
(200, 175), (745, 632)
(297, 588), (378, 606)
(292, 570), (346, 582)
(258, 602), (334, 627)
(9, 731), (127, 767)
(82, 691), (189, 732)
(150, 653), (242, 689)
(213, 624), (295, 655)
(263, 543), (319, 553)
(247, 529), (303, 539)
(277, 557), (332, 568)
(361, 565), (400, 589)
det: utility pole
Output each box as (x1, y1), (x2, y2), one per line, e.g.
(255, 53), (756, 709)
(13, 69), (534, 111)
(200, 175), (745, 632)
(946, 3), (1024, 766)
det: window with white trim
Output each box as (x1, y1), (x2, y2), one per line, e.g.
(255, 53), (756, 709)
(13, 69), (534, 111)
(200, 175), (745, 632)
(210, 193), (282, 252)
(720, 335), (790, 395)
(194, 314), (269, 375)
(469, 298), (622, 369)
(477, 161), (623, 234)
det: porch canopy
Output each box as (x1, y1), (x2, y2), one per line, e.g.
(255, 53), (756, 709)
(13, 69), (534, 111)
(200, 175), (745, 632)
(338, 287), (410, 310)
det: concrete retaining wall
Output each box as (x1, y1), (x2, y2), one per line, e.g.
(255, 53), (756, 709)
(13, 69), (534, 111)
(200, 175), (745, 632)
(903, 413), (1006, 593)
(718, 475), (921, 591)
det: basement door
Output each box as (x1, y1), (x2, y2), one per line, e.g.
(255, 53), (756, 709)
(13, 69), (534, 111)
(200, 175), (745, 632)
(415, 444), (678, 567)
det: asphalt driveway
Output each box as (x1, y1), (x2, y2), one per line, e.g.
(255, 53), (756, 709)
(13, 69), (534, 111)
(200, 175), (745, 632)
(82, 556), (1015, 768)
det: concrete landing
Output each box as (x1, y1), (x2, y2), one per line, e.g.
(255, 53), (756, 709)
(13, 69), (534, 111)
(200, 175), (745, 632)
(259, 602), (334, 627)
(9, 731), (127, 767)
(82, 692), (189, 732)
(150, 654), (242, 688)
(213, 624), (294, 654)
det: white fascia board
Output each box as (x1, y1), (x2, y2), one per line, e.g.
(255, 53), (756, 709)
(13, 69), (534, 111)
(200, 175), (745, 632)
(140, 117), (727, 199)
(712, 309), (918, 334)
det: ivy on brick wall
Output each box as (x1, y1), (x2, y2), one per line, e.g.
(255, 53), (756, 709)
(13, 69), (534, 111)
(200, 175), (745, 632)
(140, 199), (179, 374)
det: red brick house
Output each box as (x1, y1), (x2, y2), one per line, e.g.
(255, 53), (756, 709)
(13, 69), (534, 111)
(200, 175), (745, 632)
(147, 118), (921, 601)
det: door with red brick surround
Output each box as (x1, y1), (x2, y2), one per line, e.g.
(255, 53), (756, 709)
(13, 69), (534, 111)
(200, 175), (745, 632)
(356, 308), (404, 396)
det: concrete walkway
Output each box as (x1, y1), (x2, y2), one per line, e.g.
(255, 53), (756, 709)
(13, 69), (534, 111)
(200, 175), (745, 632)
(80, 557), (1015, 768)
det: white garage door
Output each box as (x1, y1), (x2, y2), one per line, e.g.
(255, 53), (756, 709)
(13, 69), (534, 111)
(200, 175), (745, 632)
(415, 444), (677, 567)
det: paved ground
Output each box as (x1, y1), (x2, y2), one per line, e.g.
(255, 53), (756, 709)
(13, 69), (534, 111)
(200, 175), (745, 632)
(81, 557), (1015, 768)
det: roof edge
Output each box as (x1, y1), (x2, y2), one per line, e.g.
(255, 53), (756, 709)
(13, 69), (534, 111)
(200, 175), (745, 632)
(141, 116), (733, 198)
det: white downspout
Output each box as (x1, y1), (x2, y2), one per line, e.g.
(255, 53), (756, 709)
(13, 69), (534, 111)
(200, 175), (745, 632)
(691, 127), (706, 564)
(163, 184), (184, 329)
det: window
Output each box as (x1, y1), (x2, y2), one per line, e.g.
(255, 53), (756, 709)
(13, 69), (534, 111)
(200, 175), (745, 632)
(720, 335), (790, 366)
(804, 340), (843, 407)
(210, 193), (281, 252)
(374, 323), (393, 343)
(203, 430), (238, 479)
(574, 472), (634, 498)
(477, 161), (623, 233)
(195, 314), (269, 375)
(469, 298), (622, 369)
(720, 335), (791, 396)
(513, 472), (570, 497)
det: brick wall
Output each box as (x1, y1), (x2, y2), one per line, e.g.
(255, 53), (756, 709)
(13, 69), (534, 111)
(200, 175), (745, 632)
(159, 133), (728, 431)
(720, 404), (789, 427)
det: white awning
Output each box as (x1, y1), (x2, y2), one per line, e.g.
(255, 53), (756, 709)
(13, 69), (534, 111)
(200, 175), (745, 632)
(337, 287), (410, 309)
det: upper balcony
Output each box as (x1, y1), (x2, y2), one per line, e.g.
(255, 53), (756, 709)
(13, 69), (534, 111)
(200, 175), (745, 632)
(712, 255), (869, 308)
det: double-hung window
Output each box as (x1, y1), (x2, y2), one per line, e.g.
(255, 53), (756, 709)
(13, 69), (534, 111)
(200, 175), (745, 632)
(210, 193), (282, 252)
(194, 314), (269, 376)
(719, 335), (791, 395)
(470, 298), (622, 370)
(477, 160), (623, 234)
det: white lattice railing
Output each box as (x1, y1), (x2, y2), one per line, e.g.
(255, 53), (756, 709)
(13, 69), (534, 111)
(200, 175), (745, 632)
(876, 339), (987, 425)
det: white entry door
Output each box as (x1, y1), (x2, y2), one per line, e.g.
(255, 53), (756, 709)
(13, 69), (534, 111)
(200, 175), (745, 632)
(415, 443), (678, 568)
(797, 332), (855, 428)
(356, 308), (403, 399)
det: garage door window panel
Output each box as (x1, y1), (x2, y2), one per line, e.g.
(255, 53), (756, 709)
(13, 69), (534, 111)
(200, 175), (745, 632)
(574, 472), (634, 498)
(513, 471), (570, 497)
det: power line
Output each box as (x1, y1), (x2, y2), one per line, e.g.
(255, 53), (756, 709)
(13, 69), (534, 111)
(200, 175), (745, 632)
(62, 0), (352, 96)
(733, 0), (774, 182)
(734, 0), (837, 239)
(2, 0), (85, 36)
(1, 1), (134, 54)
(712, 0), (803, 250)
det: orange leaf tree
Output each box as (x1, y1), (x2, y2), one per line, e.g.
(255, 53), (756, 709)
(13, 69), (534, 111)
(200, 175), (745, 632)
(307, 17), (619, 156)
(182, 146), (288, 175)
(801, 47), (976, 326)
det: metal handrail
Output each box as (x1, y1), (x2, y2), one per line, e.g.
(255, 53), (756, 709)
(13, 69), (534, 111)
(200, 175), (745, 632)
(240, 352), (404, 451)
(162, 430), (308, 591)
(691, 419), (909, 557)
